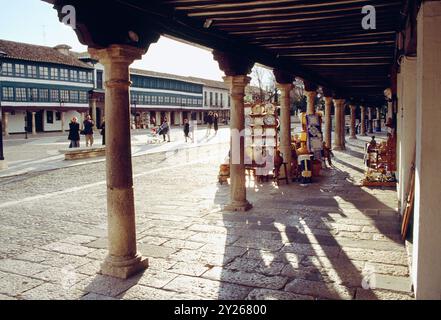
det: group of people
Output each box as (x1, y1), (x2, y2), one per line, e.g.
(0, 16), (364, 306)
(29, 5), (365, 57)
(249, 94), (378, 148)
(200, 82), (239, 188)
(68, 115), (105, 148)
(205, 112), (219, 136)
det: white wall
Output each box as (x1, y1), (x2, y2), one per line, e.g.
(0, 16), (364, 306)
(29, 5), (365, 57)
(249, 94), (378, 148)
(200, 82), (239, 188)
(203, 87), (229, 109)
(7, 111), (26, 133)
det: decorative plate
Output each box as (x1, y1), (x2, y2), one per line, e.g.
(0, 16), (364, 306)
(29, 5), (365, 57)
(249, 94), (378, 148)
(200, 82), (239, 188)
(254, 117), (264, 126)
(252, 104), (264, 115)
(265, 104), (275, 114)
(245, 115), (252, 126)
(263, 114), (276, 126)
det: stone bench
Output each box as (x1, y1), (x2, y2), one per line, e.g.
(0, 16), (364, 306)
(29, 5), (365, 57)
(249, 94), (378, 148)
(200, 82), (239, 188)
(59, 146), (106, 160)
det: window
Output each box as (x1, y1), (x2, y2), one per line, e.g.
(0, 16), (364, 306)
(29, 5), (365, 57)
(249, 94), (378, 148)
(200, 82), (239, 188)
(158, 96), (164, 104)
(171, 96), (176, 104)
(60, 89), (69, 102)
(46, 111), (54, 124)
(56, 112), (61, 121)
(2, 87), (14, 100)
(215, 93), (218, 106)
(39, 89), (49, 101)
(50, 89), (59, 102)
(50, 68), (59, 80)
(220, 93), (223, 107)
(69, 90), (79, 102)
(39, 66), (49, 79)
(15, 64), (25, 77)
(28, 88), (38, 101)
(146, 95), (151, 103)
(16, 88), (27, 101)
(27, 65), (37, 78)
(2, 63), (13, 76)
(88, 71), (93, 83)
(209, 92), (213, 106)
(69, 70), (78, 82)
(164, 96), (170, 103)
(176, 97), (181, 104)
(151, 96), (157, 103)
(204, 92), (207, 106)
(96, 70), (103, 89)
(60, 69), (69, 81)
(79, 91), (88, 102)
(79, 71), (88, 83)
(182, 98), (187, 105)
(228, 95), (231, 107)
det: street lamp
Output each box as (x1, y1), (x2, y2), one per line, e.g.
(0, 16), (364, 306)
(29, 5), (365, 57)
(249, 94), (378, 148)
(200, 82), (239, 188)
(0, 50), (8, 168)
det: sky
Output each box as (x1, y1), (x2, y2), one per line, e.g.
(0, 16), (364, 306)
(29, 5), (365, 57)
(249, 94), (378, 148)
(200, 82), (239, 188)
(0, 0), (227, 81)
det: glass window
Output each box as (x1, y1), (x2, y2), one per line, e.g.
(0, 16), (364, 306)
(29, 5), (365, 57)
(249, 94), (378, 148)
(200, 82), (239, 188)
(27, 65), (37, 78)
(176, 97), (181, 104)
(50, 68), (59, 80)
(151, 96), (157, 103)
(79, 71), (88, 83)
(79, 91), (88, 102)
(158, 96), (164, 104)
(38, 89), (49, 101)
(228, 96), (231, 107)
(15, 64), (25, 77)
(28, 88), (38, 101)
(145, 95), (151, 103)
(69, 70), (78, 82)
(215, 93), (218, 106)
(50, 89), (59, 102)
(2, 87), (14, 100)
(69, 90), (79, 102)
(164, 96), (170, 103)
(171, 96), (176, 104)
(60, 89), (69, 102)
(16, 88), (27, 101)
(220, 93), (223, 106)
(2, 63), (13, 76)
(204, 92), (207, 106)
(209, 92), (213, 106)
(39, 66), (49, 79)
(56, 112), (61, 121)
(46, 111), (54, 124)
(96, 70), (103, 89)
(88, 71), (93, 83)
(60, 69), (69, 81)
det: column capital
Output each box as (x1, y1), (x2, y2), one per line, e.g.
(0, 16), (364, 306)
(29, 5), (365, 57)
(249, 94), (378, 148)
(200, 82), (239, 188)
(303, 80), (317, 92)
(276, 83), (294, 92)
(273, 69), (294, 85)
(89, 44), (146, 65)
(333, 99), (346, 107)
(350, 104), (357, 111)
(213, 50), (254, 76)
(324, 96), (333, 104)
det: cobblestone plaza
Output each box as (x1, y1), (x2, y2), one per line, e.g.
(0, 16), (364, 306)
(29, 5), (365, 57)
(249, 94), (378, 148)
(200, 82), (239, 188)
(0, 133), (413, 300)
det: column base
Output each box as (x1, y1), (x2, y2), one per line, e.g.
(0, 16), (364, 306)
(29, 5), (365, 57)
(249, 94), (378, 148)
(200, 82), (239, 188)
(0, 160), (8, 170)
(333, 145), (345, 151)
(349, 136), (357, 139)
(224, 200), (253, 212)
(100, 252), (148, 279)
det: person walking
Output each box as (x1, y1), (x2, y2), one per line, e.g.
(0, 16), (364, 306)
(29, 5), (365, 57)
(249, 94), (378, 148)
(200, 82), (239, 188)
(83, 114), (95, 147)
(213, 112), (219, 135)
(183, 118), (191, 142)
(159, 117), (171, 142)
(206, 111), (213, 136)
(100, 120), (105, 146)
(68, 117), (80, 148)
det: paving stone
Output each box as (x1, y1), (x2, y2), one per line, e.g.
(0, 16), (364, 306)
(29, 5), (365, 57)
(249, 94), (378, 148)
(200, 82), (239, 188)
(161, 239), (205, 250)
(137, 243), (177, 259)
(355, 288), (414, 300)
(187, 233), (239, 245)
(137, 269), (178, 288)
(84, 238), (107, 249)
(246, 288), (314, 300)
(77, 274), (140, 297)
(285, 278), (355, 300)
(40, 242), (95, 256)
(225, 258), (286, 276)
(147, 227), (197, 240)
(85, 249), (108, 261)
(341, 248), (408, 266)
(0, 293), (16, 300)
(202, 267), (288, 290)
(33, 266), (89, 286)
(148, 257), (177, 271)
(60, 235), (98, 245)
(169, 250), (234, 266)
(0, 274), (43, 296)
(80, 292), (118, 300)
(20, 283), (85, 300)
(364, 262), (409, 277)
(75, 260), (102, 276)
(0, 259), (49, 277)
(120, 285), (176, 300)
(168, 261), (212, 277)
(137, 235), (169, 246)
(281, 243), (341, 258)
(366, 274), (412, 293)
(232, 238), (285, 252)
(335, 238), (404, 251)
(14, 249), (57, 263)
(198, 244), (248, 257)
(164, 275), (251, 300)
(187, 224), (228, 234)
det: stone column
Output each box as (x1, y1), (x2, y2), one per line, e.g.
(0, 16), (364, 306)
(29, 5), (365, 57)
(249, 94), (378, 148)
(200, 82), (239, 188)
(224, 75), (252, 211)
(360, 106), (367, 136)
(349, 105), (357, 139)
(324, 96), (332, 148)
(61, 111), (65, 132)
(333, 99), (345, 150)
(155, 112), (161, 126)
(368, 107), (374, 133)
(80, 112), (85, 130)
(166, 111), (171, 125)
(340, 103), (346, 149)
(89, 44), (148, 279)
(91, 98), (97, 130)
(3, 112), (9, 136)
(31, 112), (37, 135)
(277, 82), (294, 178)
(305, 91), (316, 115)
(376, 107), (381, 132)
(412, 0), (441, 299)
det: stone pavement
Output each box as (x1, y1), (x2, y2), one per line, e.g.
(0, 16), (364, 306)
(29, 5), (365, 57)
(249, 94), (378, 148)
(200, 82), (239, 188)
(0, 132), (413, 300)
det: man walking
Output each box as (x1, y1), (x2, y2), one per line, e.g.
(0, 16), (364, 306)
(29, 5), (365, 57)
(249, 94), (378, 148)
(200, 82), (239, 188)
(83, 114), (95, 147)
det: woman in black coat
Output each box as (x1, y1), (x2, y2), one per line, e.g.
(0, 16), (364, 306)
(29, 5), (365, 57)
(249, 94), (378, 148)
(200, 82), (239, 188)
(68, 117), (80, 148)
(213, 112), (219, 135)
(100, 120), (105, 146)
